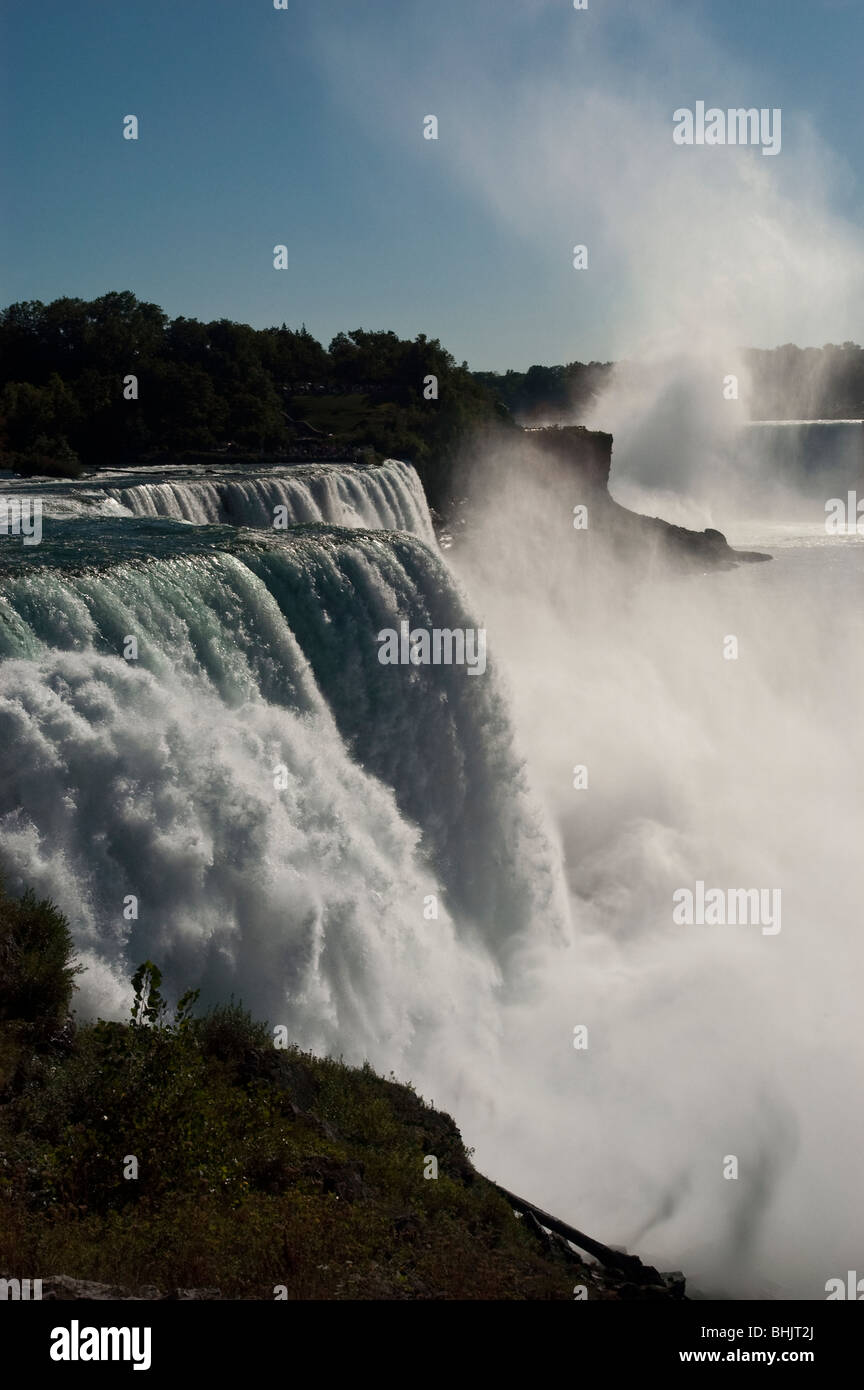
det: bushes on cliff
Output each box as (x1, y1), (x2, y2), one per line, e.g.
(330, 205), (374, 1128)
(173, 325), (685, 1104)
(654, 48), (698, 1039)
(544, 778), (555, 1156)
(0, 881), (78, 1040)
(0, 879), (79, 1098)
(0, 935), (585, 1298)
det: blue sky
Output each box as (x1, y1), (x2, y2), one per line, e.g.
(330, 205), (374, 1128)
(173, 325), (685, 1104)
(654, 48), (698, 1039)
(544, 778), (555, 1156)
(2, 0), (863, 369)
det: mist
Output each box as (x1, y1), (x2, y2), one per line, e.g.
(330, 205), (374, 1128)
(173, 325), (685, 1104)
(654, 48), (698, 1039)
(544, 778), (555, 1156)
(293, 0), (864, 1297)
(447, 433), (864, 1297)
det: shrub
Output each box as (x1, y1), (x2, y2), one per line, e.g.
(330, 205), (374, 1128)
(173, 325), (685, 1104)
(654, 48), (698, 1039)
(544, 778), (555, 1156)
(0, 881), (79, 1038)
(194, 998), (270, 1066)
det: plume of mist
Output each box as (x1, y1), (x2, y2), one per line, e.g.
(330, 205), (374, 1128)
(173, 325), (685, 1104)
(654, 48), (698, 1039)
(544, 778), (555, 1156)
(449, 431), (864, 1297)
(298, 1), (864, 1292)
(309, 0), (864, 525)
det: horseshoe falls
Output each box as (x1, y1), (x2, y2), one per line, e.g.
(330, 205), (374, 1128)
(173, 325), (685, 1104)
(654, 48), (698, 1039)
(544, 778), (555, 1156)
(0, 460), (566, 1090)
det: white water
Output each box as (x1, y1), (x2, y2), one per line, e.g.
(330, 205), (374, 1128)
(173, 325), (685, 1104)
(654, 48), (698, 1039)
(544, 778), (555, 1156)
(5, 458), (436, 543)
(449, 432), (864, 1299)
(0, 483), (565, 1083)
(0, 450), (860, 1299)
(585, 364), (864, 532)
(106, 458), (436, 541)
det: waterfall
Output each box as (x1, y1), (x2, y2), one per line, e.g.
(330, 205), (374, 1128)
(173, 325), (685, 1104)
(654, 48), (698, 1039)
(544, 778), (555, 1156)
(0, 480), (566, 1071)
(104, 459), (437, 542)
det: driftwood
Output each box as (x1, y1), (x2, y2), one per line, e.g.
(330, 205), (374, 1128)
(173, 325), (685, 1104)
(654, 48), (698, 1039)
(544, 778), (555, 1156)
(492, 1182), (664, 1285)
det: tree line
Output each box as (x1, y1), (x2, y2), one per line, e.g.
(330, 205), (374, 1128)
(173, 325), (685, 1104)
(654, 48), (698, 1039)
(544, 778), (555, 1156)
(477, 344), (864, 422)
(474, 360), (614, 422)
(0, 292), (510, 509)
(741, 342), (864, 420)
(3, 293), (860, 508)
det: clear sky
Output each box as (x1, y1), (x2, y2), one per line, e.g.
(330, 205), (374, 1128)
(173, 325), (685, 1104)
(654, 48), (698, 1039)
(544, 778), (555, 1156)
(2, 0), (863, 370)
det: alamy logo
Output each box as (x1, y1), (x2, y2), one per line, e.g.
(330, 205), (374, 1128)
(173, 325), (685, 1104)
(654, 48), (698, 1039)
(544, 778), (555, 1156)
(673, 880), (781, 935)
(825, 1271), (864, 1299)
(50, 1320), (152, 1371)
(377, 619), (486, 675)
(0, 496), (42, 545)
(825, 492), (864, 535)
(673, 102), (781, 156)
(0, 1277), (42, 1300)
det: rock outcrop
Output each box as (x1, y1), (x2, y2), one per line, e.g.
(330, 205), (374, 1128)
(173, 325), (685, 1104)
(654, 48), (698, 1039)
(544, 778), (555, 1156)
(525, 424), (771, 568)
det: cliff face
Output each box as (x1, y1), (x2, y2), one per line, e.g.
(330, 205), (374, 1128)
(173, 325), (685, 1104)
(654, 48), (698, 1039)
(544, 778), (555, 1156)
(523, 425), (770, 568)
(523, 424), (614, 491)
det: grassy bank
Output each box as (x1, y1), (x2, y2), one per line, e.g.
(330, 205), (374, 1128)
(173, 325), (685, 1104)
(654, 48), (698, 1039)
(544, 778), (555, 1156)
(0, 882), (606, 1300)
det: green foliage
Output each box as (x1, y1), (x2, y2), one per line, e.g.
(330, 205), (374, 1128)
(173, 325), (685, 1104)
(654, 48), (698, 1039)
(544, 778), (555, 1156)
(194, 999), (270, 1066)
(474, 360), (614, 423)
(0, 294), (512, 509)
(129, 960), (167, 1027)
(0, 950), (590, 1298)
(0, 880), (79, 1039)
(476, 342), (864, 425)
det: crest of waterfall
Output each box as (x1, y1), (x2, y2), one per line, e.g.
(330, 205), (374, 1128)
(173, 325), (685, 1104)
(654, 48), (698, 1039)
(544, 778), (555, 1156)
(104, 459), (437, 542)
(0, 463), (568, 1073)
